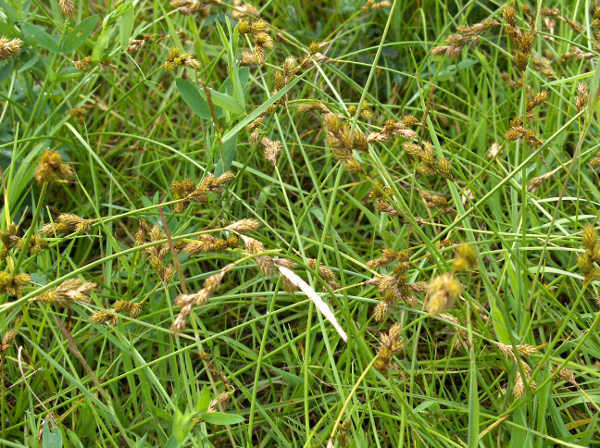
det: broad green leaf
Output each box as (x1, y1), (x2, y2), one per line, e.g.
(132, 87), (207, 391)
(203, 88), (245, 115)
(92, 26), (113, 60)
(22, 23), (60, 54)
(17, 55), (39, 73)
(120, 3), (134, 49)
(214, 130), (238, 176)
(220, 68), (249, 95)
(173, 409), (194, 442)
(467, 351), (479, 447)
(164, 435), (180, 448)
(0, 60), (13, 83)
(0, 0), (18, 22)
(197, 387), (211, 412)
(175, 78), (211, 120)
(201, 412), (245, 425)
(42, 419), (63, 448)
(222, 70), (306, 146)
(63, 15), (98, 53)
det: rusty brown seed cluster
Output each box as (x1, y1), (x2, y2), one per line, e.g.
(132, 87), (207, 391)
(505, 116), (544, 148)
(0, 329), (16, 366)
(493, 342), (538, 398)
(247, 57), (300, 166)
(34, 150), (73, 184)
(360, 0), (391, 13)
(502, 5), (536, 71)
(0, 223), (21, 261)
(33, 279), (96, 308)
(425, 242), (477, 316)
(374, 323), (403, 376)
(368, 182), (430, 226)
(90, 300), (142, 326)
(235, 3), (272, 66)
(577, 224), (600, 283)
(73, 56), (93, 71)
(126, 34), (153, 53)
(0, 224), (46, 261)
(172, 263), (235, 334)
(183, 234), (238, 255)
(0, 271), (31, 297)
(59, 0), (74, 17)
(170, 0), (221, 17)
(135, 222), (176, 286)
(591, 7), (600, 40)
(420, 190), (454, 215)
(171, 172), (235, 212)
(69, 107), (86, 125)
(163, 47), (201, 71)
(322, 113), (369, 174)
(307, 258), (340, 291)
(401, 141), (453, 180)
(199, 351), (231, 388)
(0, 37), (23, 60)
(431, 18), (499, 58)
(40, 214), (94, 236)
(575, 83), (588, 113)
(366, 250), (426, 321)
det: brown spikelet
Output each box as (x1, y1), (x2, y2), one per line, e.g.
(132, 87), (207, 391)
(0, 37), (23, 61)
(34, 150), (74, 184)
(59, 0), (74, 17)
(34, 279), (96, 308)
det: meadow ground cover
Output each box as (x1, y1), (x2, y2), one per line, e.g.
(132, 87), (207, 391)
(1, 0), (600, 446)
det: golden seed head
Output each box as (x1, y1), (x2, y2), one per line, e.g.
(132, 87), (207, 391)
(73, 56), (93, 71)
(128, 303), (142, 318)
(373, 301), (389, 322)
(454, 243), (477, 271)
(274, 258), (296, 270)
(502, 5), (517, 27)
(226, 218), (261, 234)
(242, 235), (265, 254)
(518, 30), (536, 54)
(426, 273), (461, 315)
(238, 19), (251, 34)
(252, 45), (266, 64)
(577, 253), (593, 275)
(34, 150), (73, 184)
(436, 157), (453, 180)
(583, 224), (598, 252)
(0, 37), (23, 61)
(343, 158), (364, 174)
(2, 329), (16, 347)
(513, 51), (529, 71)
(0, 272), (31, 296)
(282, 56), (299, 78)
(254, 32), (274, 50)
(426, 291), (447, 316)
(352, 130), (368, 151)
(227, 236), (239, 248)
(250, 20), (269, 33)
(308, 41), (321, 55)
(256, 255), (276, 277)
(59, 0), (75, 17)
(323, 113), (341, 133)
(89, 311), (113, 325)
(204, 271), (226, 292)
(240, 3), (259, 17)
(113, 300), (134, 313)
(34, 278), (96, 307)
(516, 344), (537, 356)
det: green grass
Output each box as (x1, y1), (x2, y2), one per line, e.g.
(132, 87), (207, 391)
(2, 0), (600, 447)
